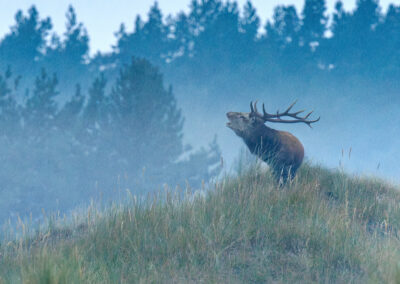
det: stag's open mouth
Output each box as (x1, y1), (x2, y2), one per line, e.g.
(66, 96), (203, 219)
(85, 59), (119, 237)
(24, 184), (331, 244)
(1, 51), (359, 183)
(226, 112), (234, 129)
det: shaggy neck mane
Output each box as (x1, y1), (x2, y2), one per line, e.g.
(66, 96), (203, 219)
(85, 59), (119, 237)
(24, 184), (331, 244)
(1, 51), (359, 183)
(242, 125), (279, 159)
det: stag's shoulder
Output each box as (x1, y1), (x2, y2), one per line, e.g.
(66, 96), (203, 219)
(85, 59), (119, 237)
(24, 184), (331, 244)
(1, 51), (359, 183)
(277, 131), (303, 149)
(276, 130), (304, 161)
(277, 130), (298, 141)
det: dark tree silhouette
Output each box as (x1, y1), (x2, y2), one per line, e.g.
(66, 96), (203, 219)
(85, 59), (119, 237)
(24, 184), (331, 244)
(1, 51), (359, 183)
(116, 3), (169, 66)
(169, 12), (192, 60)
(25, 69), (58, 132)
(43, 6), (89, 94)
(241, 1), (260, 42)
(57, 84), (84, 129)
(269, 5), (300, 48)
(0, 6), (51, 75)
(329, 0), (381, 75)
(0, 68), (20, 137)
(84, 73), (108, 126)
(109, 58), (184, 174)
(376, 4), (400, 77)
(300, 0), (328, 48)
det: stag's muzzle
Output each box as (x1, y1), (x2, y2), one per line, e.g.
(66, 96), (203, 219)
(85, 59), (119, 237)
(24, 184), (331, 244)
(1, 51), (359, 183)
(226, 112), (235, 128)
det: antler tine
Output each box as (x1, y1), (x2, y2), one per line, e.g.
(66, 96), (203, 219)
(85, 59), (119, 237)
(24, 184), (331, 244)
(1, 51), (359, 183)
(250, 101), (254, 113)
(305, 116), (320, 128)
(284, 100), (297, 113)
(259, 100), (320, 126)
(311, 116), (320, 123)
(262, 103), (268, 117)
(254, 100), (259, 113)
(304, 110), (313, 119)
(293, 109), (305, 116)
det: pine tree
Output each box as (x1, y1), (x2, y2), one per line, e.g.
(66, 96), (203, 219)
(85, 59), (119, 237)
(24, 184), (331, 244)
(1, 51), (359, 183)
(300, 0), (328, 47)
(376, 4), (400, 77)
(115, 3), (169, 66)
(353, 0), (380, 32)
(189, 0), (222, 34)
(110, 58), (184, 172)
(0, 67), (20, 137)
(329, 0), (381, 75)
(331, 1), (350, 37)
(63, 6), (90, 65)
(108, 58), (221, 188)
(57, 84), (84, 129)
(238, 1), (261, 67)
(43, 6), (89, 94)
(25, 69), (58, 135)
(188, 1), (244, 75)
(269, 5), (301, 48)
(0, 6), (51, 75)
(170, 12), (192, 59)
(241, 1), (260, 42)
(261, 5), (304, 74)
(84, 73), (107, 127)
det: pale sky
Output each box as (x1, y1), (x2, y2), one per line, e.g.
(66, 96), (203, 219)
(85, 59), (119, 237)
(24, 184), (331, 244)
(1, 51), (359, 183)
(0, 0), (397, 54)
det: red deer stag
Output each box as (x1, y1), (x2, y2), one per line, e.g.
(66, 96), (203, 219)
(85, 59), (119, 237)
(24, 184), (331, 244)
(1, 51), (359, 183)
(226, 101), (319, 183)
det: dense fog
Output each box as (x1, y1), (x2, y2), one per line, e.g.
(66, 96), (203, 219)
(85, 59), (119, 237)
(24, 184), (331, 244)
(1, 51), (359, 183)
(0, 0), (399, 224)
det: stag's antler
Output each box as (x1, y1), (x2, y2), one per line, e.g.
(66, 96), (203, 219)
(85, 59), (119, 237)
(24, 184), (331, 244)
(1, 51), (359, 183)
(250, 100), (320, 128)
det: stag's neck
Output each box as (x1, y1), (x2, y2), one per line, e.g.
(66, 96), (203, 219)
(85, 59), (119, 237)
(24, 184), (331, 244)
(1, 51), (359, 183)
(243, 125), (279, 155)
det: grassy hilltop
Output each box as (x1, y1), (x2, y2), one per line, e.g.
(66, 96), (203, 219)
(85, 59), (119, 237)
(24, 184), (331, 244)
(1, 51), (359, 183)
(1, 163), (400, 283)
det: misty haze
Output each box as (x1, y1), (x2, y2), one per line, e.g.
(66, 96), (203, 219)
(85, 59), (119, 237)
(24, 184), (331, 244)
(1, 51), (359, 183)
(1, 0), (400, 282)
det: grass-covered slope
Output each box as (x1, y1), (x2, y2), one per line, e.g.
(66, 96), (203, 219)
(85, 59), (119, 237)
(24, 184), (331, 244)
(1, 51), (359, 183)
(1, 163), (400, 283)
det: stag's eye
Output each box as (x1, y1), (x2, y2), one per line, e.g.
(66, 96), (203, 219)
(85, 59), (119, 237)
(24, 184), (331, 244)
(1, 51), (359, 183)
(250, 116), (257, 124)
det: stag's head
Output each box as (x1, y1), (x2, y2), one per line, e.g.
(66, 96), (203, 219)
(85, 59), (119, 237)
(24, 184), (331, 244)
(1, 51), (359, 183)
(226, 101), (320, 136)
(226, 108), (264, 136)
